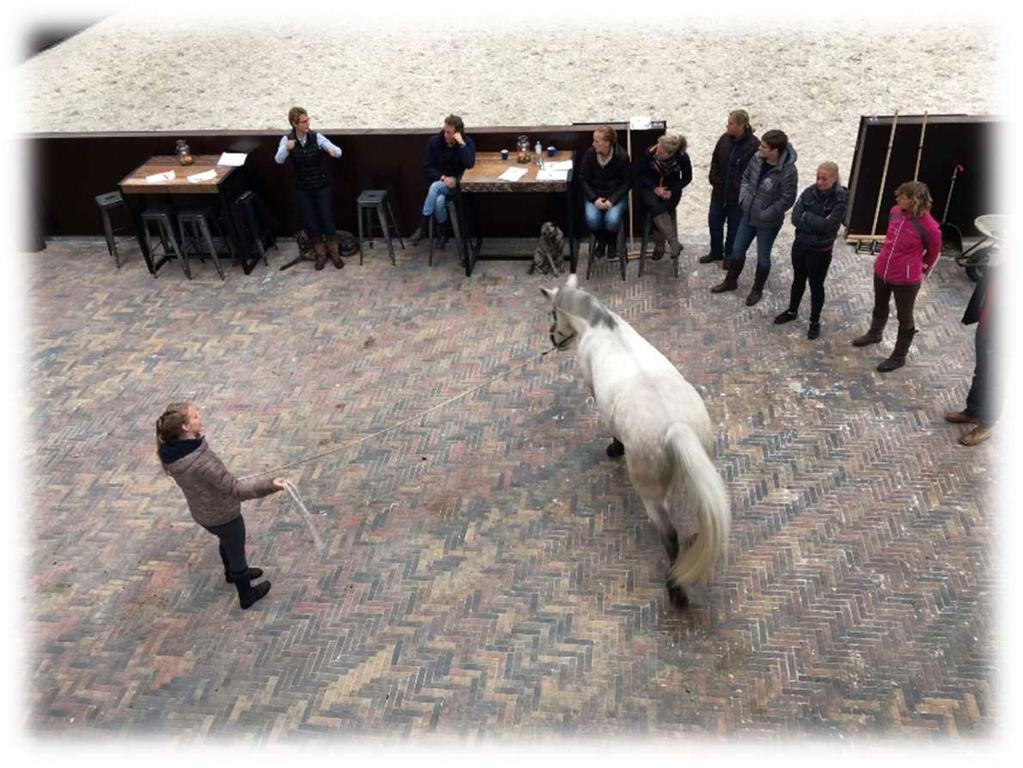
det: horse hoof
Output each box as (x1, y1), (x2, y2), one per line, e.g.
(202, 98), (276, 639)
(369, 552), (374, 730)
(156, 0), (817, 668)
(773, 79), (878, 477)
(606, 438), (625, 458)
(666, 581), (689, 611)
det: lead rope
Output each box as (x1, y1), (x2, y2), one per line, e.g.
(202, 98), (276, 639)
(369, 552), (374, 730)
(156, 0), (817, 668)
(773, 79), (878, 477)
(251, 342), (567, 545)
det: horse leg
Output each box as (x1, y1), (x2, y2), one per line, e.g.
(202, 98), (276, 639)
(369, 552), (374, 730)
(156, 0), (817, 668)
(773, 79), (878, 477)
(606, 437), (625, 458)
(644, 501), (688, 611)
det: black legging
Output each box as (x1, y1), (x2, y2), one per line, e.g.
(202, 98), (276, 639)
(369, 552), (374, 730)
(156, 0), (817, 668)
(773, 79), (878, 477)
(788, 241), (833, 323)
(203, 514), (249, 575)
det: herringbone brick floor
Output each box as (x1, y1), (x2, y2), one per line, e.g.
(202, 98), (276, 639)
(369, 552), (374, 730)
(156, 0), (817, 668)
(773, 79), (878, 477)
(24, 232), (995, 741)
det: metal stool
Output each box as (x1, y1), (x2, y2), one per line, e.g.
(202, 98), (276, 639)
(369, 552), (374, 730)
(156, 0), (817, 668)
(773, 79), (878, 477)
(234, 191), (277, 271)
(356, 189), (403, 265)
(638, 207), (680, 279)
(427, 198), (464, 267)
(140, 206), (188, 279)
(584, 226), (627, 281)
(95, 191), (133, 268)
(177, 207), (230, 280)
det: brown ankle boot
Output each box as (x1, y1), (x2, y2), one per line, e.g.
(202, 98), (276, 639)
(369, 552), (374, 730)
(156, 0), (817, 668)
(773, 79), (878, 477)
(312, 241), (327, 270)
(326, 238), (344, 269)
(851, 313), (887, 346)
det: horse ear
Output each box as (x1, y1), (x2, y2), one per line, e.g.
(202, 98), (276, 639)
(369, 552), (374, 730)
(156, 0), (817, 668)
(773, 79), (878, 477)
(566, 273), (578, 289)
(540, 287), (557, 302)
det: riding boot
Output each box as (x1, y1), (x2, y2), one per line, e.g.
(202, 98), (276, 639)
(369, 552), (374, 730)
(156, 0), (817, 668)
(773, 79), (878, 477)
(877, 327), (916, 372)
(650, 227), (665, 261)
(851, 311), (888, 347)
(710, 261), (742, 293)
(409, 214), (431, 245)
(652, 213), (682, 259)
(312, 240), (327, 271)
(745, 266), (770, 306)
(232, 569), (271, 610)
(326, 237), (345, 269)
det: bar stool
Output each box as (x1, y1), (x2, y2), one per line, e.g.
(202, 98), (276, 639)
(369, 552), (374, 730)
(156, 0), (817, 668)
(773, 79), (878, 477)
(427, 198), (464, 267)
(177, 207), (230, 280)
(95, 191), (133, 268)
(234, 191), (277, 269)
(356, 189), (403, 265)
(638, 207), (680, 279)
(141, 205), (188, 279)
(584, 227), (627, 281)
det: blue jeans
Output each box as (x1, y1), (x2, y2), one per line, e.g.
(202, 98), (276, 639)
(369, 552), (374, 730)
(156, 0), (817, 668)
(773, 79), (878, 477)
(296, 185), (336, 239)
(584, 199), (627, 236)
(422, 180), (455, 223)
(708, 200), (742, 259)
(730, 216), (781, 272)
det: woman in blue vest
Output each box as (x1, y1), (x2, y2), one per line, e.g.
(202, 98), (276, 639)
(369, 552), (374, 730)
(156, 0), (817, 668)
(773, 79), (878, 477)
(275, 106), (344, 270)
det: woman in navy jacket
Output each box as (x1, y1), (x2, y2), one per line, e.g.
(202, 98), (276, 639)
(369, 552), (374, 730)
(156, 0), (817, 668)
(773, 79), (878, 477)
(635, 133), (692, 260)
(773, 162), (848, 339)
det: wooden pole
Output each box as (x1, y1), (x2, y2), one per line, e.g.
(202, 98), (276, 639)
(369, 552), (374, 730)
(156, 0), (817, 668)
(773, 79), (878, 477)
(913, 112), (928, 181)
(870, 110), (899, 238)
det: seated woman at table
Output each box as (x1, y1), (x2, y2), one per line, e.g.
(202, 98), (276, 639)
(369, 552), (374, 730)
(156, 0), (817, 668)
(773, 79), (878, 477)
(274, 106), (344, 270)
(635, 133), (692, 260)
(409, 114), (477, 249)
(580, 125), (632, 258)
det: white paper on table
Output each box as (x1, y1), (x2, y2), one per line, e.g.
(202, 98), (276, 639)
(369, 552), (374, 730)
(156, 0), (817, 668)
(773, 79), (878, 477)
(217, 152), (247, 166)
(145, 170), (176, 183)
(545, 160), (573, 172)
(536, 169), (569, 182)
(498, 167), (528, 182)
(187, 169), (218, 183)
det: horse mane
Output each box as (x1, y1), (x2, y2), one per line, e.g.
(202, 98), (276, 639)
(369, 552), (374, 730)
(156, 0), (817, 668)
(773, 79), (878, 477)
(555, 286), (617, 330)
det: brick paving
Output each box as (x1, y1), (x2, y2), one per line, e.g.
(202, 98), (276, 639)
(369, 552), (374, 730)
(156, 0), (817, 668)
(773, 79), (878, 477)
(24, 232), (995, 741)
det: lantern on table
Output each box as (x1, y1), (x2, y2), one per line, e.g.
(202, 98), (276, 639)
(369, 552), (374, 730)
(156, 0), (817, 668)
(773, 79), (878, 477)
(175, 139), (194, 166)
(516, 135), (531, 164)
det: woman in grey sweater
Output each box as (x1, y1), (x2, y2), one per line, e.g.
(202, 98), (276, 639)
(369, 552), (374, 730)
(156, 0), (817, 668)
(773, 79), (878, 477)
(156, 402), (285, 610)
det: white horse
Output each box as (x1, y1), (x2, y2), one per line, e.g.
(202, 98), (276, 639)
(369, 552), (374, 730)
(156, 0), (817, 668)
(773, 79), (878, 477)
(541, 274), (731, 609)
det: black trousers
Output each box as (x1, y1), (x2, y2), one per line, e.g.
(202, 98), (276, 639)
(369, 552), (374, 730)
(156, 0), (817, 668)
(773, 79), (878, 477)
(203, 514), (249, 575)
(788, 241), (833, 322)
(965, 321), (998, 427)
(872, 273), (921, 331)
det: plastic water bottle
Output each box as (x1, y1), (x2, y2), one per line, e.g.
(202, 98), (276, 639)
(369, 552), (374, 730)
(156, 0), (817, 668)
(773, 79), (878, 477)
(535, 140), (544, 169)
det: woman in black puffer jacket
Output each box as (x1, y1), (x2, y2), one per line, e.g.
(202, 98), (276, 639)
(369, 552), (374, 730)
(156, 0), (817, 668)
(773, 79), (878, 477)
(773, 162), (848, 339)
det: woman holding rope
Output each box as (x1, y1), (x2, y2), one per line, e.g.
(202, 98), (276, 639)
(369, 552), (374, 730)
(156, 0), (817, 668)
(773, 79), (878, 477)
(156, 403), (285, 610)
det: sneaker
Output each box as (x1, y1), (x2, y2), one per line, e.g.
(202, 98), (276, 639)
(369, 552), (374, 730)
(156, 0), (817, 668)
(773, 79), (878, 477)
(774, 310), (798, 325)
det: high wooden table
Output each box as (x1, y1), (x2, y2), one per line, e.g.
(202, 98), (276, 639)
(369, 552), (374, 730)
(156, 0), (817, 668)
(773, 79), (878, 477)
(119, 155), (251, 275)
(456, 151), (577, 275)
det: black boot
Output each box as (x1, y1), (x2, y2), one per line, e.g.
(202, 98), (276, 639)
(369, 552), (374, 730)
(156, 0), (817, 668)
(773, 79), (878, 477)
(606, 437), (625, 458)
(774, 309), (798, 324)
(409, 214), (431, 245)
(745, 266), (770, 306)
(698, 252), (722, 264)
(232, 569), (271, 610)
(877, 328), (916, 372)
(710, 261), (741, 293)
(852, 312), (888, 347)
(220, 546), (263, 583)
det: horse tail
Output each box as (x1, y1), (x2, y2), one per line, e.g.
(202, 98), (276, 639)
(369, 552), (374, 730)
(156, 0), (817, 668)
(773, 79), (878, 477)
(664, 422), (731, 587)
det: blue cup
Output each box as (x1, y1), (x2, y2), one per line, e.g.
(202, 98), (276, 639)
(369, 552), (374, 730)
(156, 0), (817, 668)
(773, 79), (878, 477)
(547, 146), (556, 157)
(500, 149), (509, 161)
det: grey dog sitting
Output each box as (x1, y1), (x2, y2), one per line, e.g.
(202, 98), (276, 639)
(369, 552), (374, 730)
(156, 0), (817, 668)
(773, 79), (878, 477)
(529, 221), (566, 276)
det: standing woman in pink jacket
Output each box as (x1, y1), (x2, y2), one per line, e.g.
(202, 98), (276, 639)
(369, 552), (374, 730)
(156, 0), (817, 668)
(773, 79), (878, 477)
(851, 181), (942, 372)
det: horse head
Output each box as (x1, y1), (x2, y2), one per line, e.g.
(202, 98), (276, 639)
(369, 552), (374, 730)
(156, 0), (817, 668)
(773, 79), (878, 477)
(541, 274), (579, 349)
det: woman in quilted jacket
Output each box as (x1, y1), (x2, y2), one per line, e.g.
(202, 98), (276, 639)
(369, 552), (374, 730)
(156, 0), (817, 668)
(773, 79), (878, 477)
(156, 402), (285, 609)
(851, 181), (942, 372)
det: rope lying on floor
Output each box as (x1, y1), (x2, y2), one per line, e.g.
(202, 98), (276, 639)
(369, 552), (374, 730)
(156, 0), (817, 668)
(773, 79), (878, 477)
(248, 343), (565, 547)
